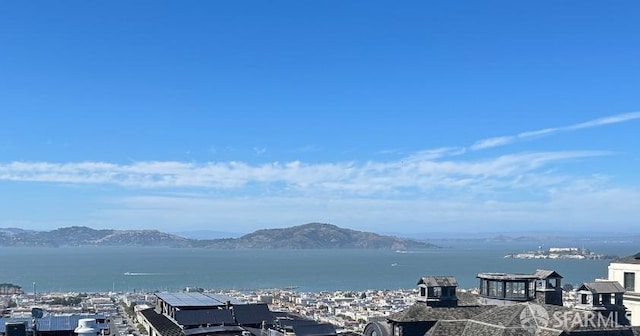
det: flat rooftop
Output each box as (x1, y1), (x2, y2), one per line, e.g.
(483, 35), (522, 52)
(156, 292), (242, 307)
(476, 273), (537, 280)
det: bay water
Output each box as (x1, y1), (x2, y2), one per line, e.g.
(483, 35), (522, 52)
(1, 241), (636, 293)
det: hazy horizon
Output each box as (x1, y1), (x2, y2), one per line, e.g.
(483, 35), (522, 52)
(1, 1), (639, 234)
(4, 223), (640, 239)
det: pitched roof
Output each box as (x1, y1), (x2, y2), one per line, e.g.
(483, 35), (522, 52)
(182, 325), (245, 336)
(291, 323), (337, 336)
(232, 303), (273, 325)
(532, 269), (563, 279)
(477, 269), (563, 281)
(140, 308), (184, 336)
(578, 281), (625, 294)
(613, 252), (640, 265)
(418, 276), (458, 287)
(419, 302), (632, 335)
(388, 304), (490, 322)
(424, 320), (467, 336)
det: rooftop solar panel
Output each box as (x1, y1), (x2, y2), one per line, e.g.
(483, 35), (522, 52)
(156, 292), (224, 307)
(232, 304), (273, 325)
(204, 293), (243, 305)
(175, 309), (235, 326)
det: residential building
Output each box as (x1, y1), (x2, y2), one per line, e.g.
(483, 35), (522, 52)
(363, 270), (635, 336)
(137, 292), (336, 336)
(608, 252), (640, 325)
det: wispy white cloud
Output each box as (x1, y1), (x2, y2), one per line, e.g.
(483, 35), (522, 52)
(3, 111), (638, 232)
(0, 150), (607, 195)
(470, 137), (513, 150)
(568, 112), (640, 130)
(470, 111), (640, 150)
(94, 182), (640, 233)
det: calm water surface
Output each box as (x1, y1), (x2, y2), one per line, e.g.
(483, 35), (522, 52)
(1, 241), (636, 293)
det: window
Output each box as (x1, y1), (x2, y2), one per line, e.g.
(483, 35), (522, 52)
(488, 281), (499, 297)
(443, 287), (455, 298)
(506, 282), (526, 299)
(581, 294), (588, 304)
(488, 281), (504, 298)
(420, 287), (426, 297)
(624, 272), (635, 291)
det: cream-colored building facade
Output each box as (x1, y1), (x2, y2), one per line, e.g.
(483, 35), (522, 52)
(608, 252), (640, 326)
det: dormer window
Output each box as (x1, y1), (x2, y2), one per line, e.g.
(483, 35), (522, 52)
(416, 276), (458, 307)
(576, 281), (625, 310)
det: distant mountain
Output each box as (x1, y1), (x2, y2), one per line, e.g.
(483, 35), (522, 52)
(172, 230), (243, 239)
(195, 223), (439, 249)
(0, 226), (191, 247)
(0, 223), (438, 249)
(0, 227), (35, 235)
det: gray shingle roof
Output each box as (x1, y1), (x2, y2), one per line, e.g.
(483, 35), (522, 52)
(471, 304), (528, 328)
(414, 302), (632, 335)
(417, 276), (458, 287)
(613, 252), (640, 265)
(578, 281), (625, 294)
(477, 269), (563, 281)
(532, 269), (563, 279)
(389, 304), (490, 322)
(424, 320), (467, 336)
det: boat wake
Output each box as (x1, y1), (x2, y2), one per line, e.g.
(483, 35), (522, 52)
(123, 272), (162, 276)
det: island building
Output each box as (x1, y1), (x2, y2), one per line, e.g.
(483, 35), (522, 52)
(137, 292), (336, 336)
(363, 270), (634, 336)
(608, 252), (640, 326)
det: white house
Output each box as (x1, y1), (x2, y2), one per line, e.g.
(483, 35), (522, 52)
(608, 252), (640, 326)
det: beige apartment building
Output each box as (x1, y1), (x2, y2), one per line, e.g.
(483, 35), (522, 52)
(608, 252), (640, 326)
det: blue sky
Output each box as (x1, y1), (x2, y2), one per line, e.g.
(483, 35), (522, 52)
(1, 1), (639, 234)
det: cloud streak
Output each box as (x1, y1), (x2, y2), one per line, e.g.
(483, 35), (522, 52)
(470, 111), (640, 150)
(0, 150), (607, 197)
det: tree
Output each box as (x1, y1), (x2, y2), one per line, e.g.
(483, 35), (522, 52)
(137, 323), (147, 335)
(124, 302), (137, 316)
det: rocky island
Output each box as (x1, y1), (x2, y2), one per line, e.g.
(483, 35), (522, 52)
(504, 247), (617, 260)
(0, 223), (439, 250)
